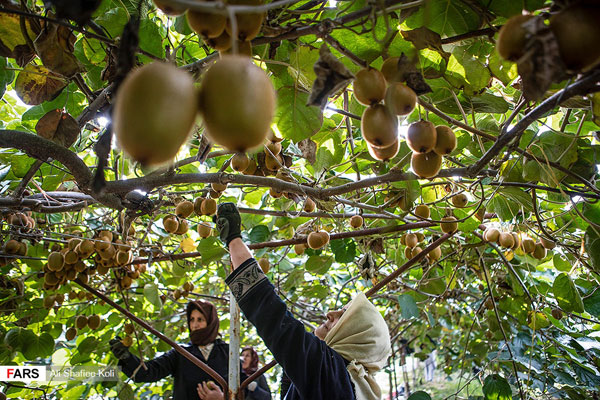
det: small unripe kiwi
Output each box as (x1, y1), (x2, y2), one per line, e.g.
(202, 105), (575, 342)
(258, 258), (270, 273)
(361, 104), (398, 149)
(350, 215), (363, 229)
(451, 193), (468, 208)
(304, 197), (316, 213)
(441, 217), (458, 234)
(405, 233), (418, 248)
(433, 125), (456, 155)
(65, 327), (77, 341)
(231, 153), (250, 172)
(197, 223), (212, 238)
(294, 243), (306, 255)
(407, 120), (437, 154)
(176, 201), (194, 218)
(427, 246), (442, 262)
(414, 204), (430, 219)
(484, 228), (500, 243)
(353, 67), (387, 106)
(411, 151), (442, 179)
(385, 82), (417, 115)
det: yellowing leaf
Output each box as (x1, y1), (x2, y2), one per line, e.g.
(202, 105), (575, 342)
(180, 237), (196, 253)
(15, 64), (67, 105)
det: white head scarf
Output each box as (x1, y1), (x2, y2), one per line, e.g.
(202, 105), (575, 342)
(324, 292), (391, 400)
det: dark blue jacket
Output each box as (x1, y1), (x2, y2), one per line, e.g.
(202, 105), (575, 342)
(246, 373), (271, 400)
(118, 339), (231, 400)
(226, 258), (356, 400)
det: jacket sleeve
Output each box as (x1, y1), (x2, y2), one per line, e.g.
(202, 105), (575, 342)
(226, 258), (354, 400)
(248, 374), (271, 400)
(118, 349), (178, 383)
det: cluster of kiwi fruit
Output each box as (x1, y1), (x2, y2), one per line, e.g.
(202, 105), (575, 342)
(496, 2), (600, 72)
(0, 275), (24, 315)
(173, 281), (195, 300)
(43, 230), (144, 292)
(483, 227), (552, 260)
(0, 238), (29, 266)
(120, 323), (136, 347)
(164, 194), (219, 239)
(354, 66), (417, 161)
(115, 55), (276, 168)
(400, 231), (442, 262)
(406, 120), (456, 179)
(153, 0), (265, 57)
(231, 137), (292, 180)
(65, 314), (102, 341)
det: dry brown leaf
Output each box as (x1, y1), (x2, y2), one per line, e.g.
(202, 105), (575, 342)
(35, 109), (79, 147)
(34, 23), (82, 77)
(15, 64), (67, 105)
(307, 44), (355, 109)
(298, 138), (317, 164)
(395, 53), (432, 95)
(401, 27), (450, 58)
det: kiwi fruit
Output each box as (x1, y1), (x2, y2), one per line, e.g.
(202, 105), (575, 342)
(367, 139), (399, 161)
(163, 216), (180, 234)
(5, 239), (20, 254)
(64, 250), (79, 265)
(79, 240), (94, 255)
(183, 282), (194, 292)
(407, 120), (437, 153)
(266, 141), (282, 156)
(381, 57), (400, 83)
(153, 0), (186, 15)
(404, 246), (412, 258)
(17, 242), (27, 256)
(173, 289), (182, 300)
(532, 243), (547, 260)
(225, 0), (265, 41)
(121, 276), (132, 289)
(199, 57), (275, 152)
(197, 223), (212, 238)
(258, 258), (270, 273)
(521, 237), (535, 253)
(201, 198), (217, 215)
(475, 207), (486, 222)
(221, 40), (253, 57)
(433, 126), (456, 155)
(187, 11), (226, 39)
(484, 297), (494, 310)
(43, 295), (56, 309)
(498, 232), (515, 249)
(175, 220), (189, 235)
(116, 251), (130, 266)
(269, 188), (283, 198)
(484, 228), (500, 243)
(511, 232), (521, 250)
(411, 247), (423, 258)
(95, 239), (111, 252)
(232, 153), (250, 172)
(551, 308), (563, 320)
(294, 243), (306, 255)
(350, 215), (363, 229)
(48, 252), (65, 271)
(411, 151), (442, 179)
(304, 197), (316, 213)
(361, 104), (398, 148)
(405, 233), (418, 248)
(414, 204), (430, 219)
(385, 82), (417, 115)
(65, 327), (77, 341)
(124, 323), (135, 335)
(496, 14), (534, 62)
(121, 336), (133, 347)
(353, 67), (387, 106)
(55, 293), (65, 304)
(540, 237), (556, 250)
(176, 201), (194, 218)
(75, 315), (88, 330)
(307, 231), (329, 250)
(114, 62), (198, 165)
(550, 2), (600, 71)
(68, 238), (81, 250)
(427, 246), (442, 262)
(451, 193), (468, 208)
(265, 153), (283, 171)
(205, 29), (232, 51)
(212, 182), (228, 192)
(441, 217), (458, 234)
(88, 314), (101, 330)
(416, 232), (425, 242)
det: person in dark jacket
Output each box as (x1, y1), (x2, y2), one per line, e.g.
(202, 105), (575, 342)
(197, 203), (391, 400)
(241, 346), (271, 400)
(110, 300), (232, 400)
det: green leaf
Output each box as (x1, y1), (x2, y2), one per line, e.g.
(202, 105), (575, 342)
(22, 331), (54, 360)
(482, 374), (512, 400)
(330, 239), (356, 263)
(274, 87), (323, 143)
(305, 255), (333, 275)
(553, 273), (584, 313)
(407, 391), (431, 400)
(77, 336), (98, 355)
(397, 294), (420, 319)
(198, 237), (227, 265)
(553, 254), (571, 272)
(404, 0), (482, 36)
(584, 226), (600, 273)
(143, 283), (162, 309)
(0, 57), (15, 100)
(488, 187), (533, 221)
(420, 276), (446, 295)
(62, 385), (87, 400)
(248, 225), (270, 244)
(583, 288), (600, 318)
(139, 19), (165, 58)
(118, 383), (135, 400)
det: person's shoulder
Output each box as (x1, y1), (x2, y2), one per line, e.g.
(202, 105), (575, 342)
(214, 338), (229, 349)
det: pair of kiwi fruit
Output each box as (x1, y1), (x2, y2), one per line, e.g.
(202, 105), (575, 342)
(407, 121), (457, 179)
(307, 230), (330, 250)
